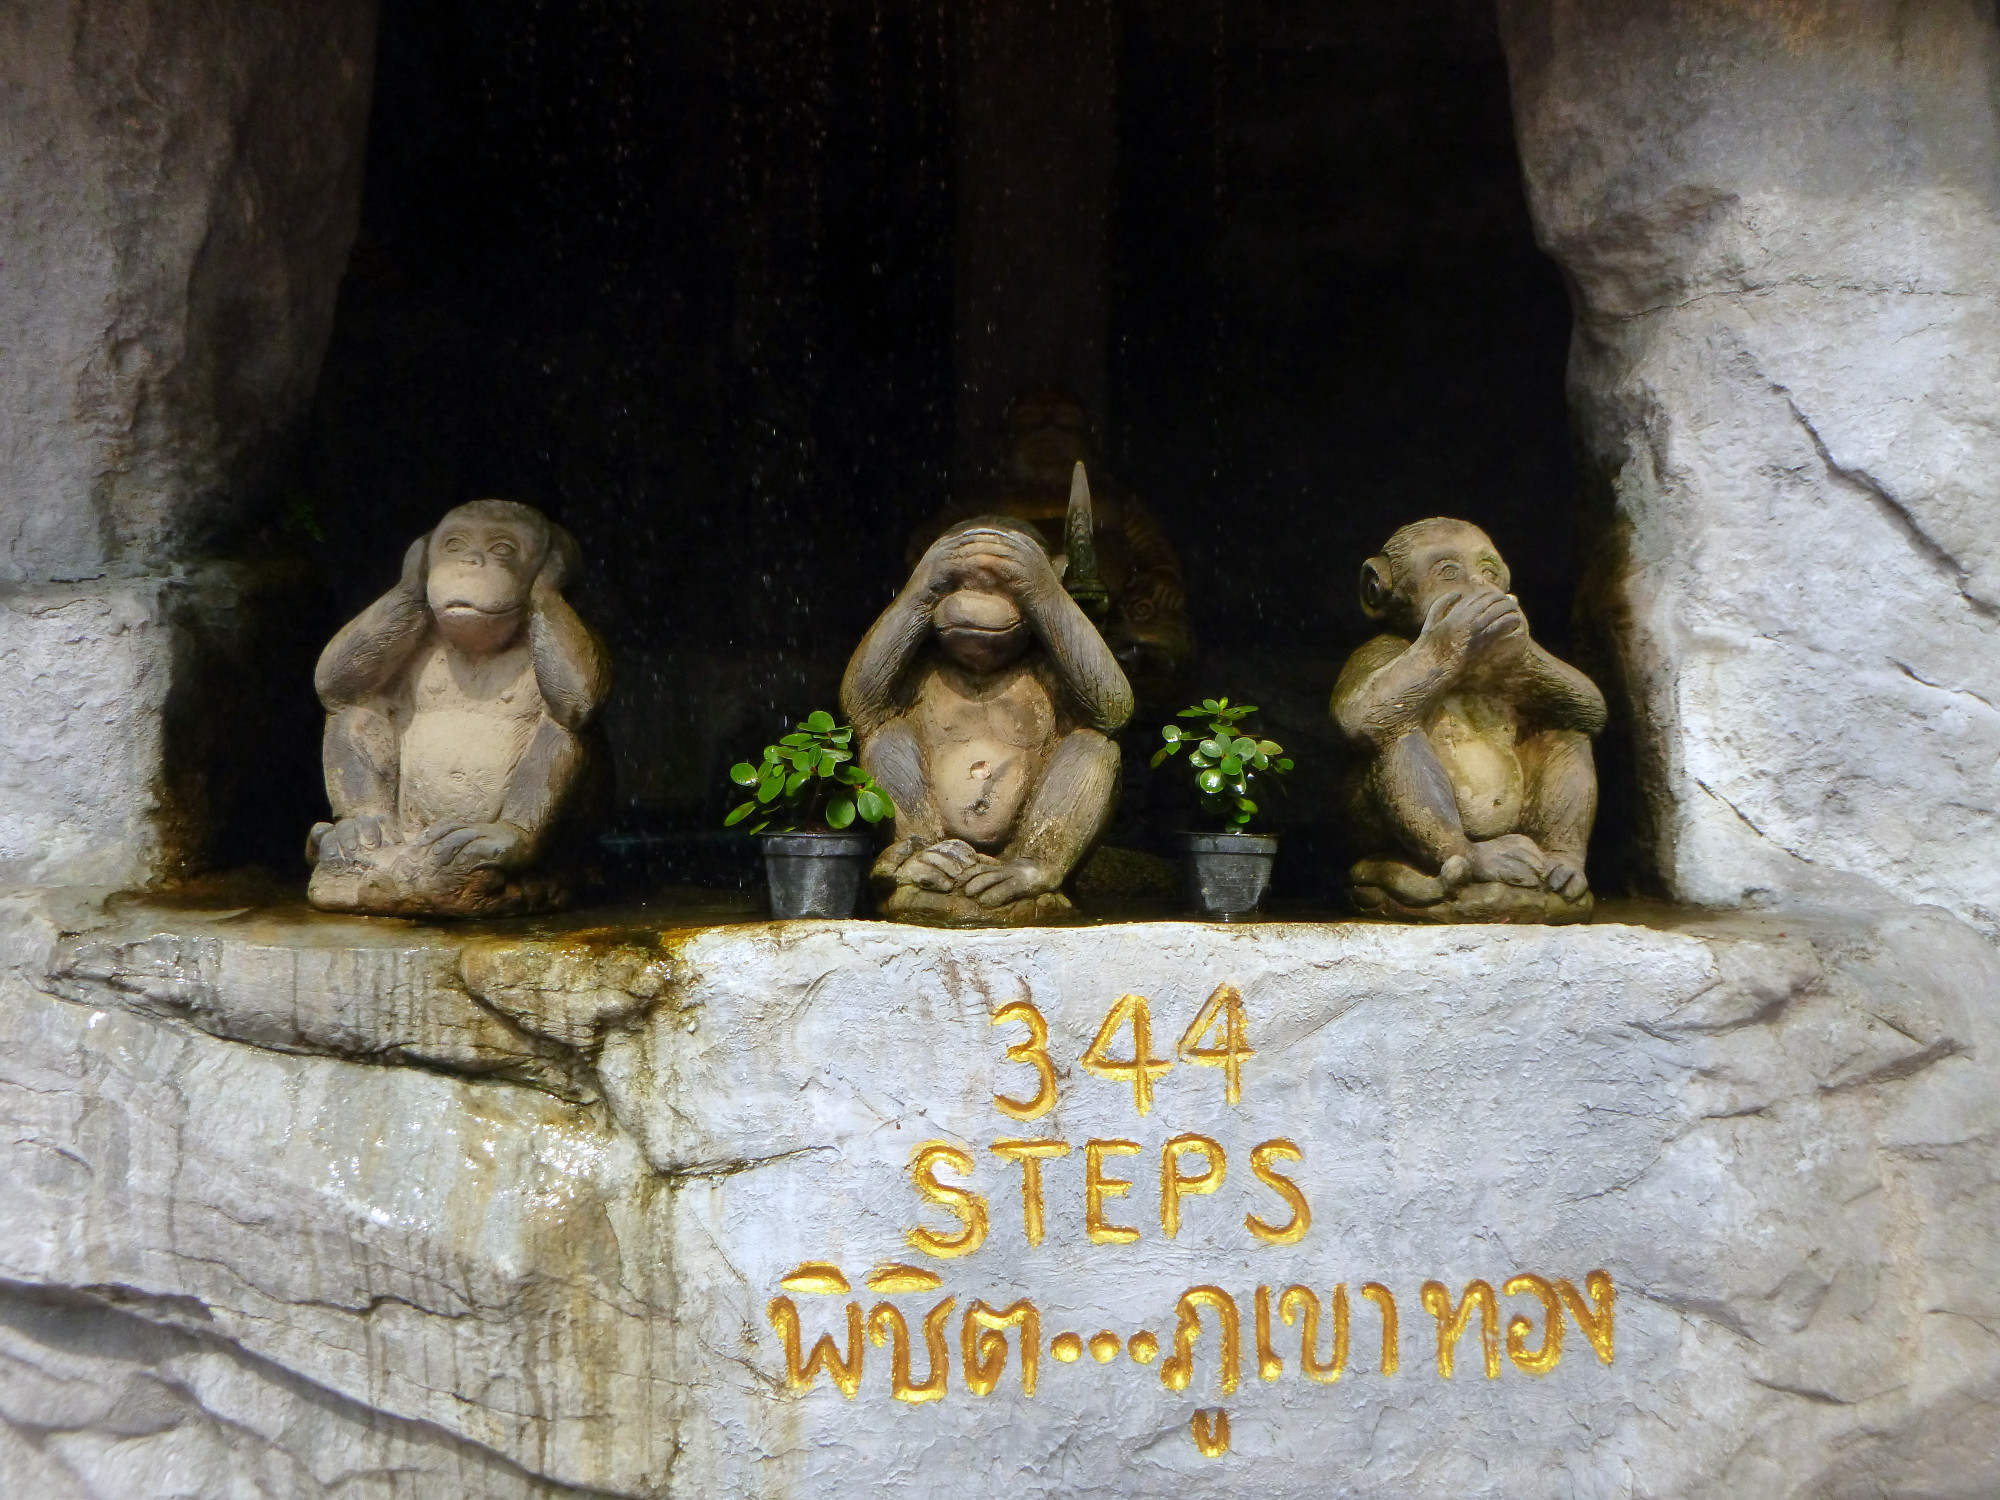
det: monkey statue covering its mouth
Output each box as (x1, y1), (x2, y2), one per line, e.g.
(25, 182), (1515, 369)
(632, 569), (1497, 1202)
(1331, 517), (1605, 924)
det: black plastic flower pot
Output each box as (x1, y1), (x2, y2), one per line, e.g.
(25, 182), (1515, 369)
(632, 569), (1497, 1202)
(1180, 831), (1279, 920)
(760, 831), (874, 919)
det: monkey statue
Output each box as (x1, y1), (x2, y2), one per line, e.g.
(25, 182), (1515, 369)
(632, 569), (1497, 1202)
(306, 500), (611, 918)
(906, 387), (1194, 708)
(841, 515), (1135, 926)
(1331, 518), (1605, 924)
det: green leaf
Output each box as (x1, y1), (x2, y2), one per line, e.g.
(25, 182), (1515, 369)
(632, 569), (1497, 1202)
(1200, 699), (1222, 714)
(1199, 738), (1227, 759)
(757, 766), (785, 800)
(724, 801), (756, 826)
(856, 787), (893, 822)
(729, 761), (759, 786)
(825, 795), (856, 829)
(805, 709), (836, 733)
(1237, 797), (1258, 816)
(815, 750), (837, 776)
(1277, 758), (1295, 772)
(1150, 746), (1173, 769)
(1232, 737), (1258, 760)
(830, 728), (852, 744)
(1178, 707), (1209, 718)
(1220, 755), (1242, 777)
(780, 733), (813, 748)
(1161, 725), (1183, 743)
(835, 764), (866, 785)
(1257, 740), (1281, 757)
(1197, 768), (1225, 794)
(785, 769), (809, 797)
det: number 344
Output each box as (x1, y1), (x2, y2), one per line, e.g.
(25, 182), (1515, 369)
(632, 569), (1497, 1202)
(991, 984), (1252, 1121)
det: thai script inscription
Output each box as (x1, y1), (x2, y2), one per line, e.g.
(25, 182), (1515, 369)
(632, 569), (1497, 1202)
(767, 984), (1617, 1456)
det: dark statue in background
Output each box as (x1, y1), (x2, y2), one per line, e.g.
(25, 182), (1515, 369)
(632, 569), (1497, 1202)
(908, 387), (1193, 707)
(307, 500), (612, 917)
(842, 509), (1134, 926)
(1331, 518), (1604, 924)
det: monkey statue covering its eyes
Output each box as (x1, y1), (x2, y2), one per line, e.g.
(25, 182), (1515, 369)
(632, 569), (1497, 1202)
(840, 516), (1135, 926)
(306, 500), (612, 918)
(1330, 517), (1605, 924)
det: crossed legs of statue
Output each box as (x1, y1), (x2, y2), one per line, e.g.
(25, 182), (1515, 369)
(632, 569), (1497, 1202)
(1516, 727), (1596, 906)
(307, 706), (567, 916)
(865, 724), (1118, 926)
(1348, 728), (1595, 924)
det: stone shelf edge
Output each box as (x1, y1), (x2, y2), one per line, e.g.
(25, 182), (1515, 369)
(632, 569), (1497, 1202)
(1, 885), (1997, 1497)
(0, 887), (1873, 1109)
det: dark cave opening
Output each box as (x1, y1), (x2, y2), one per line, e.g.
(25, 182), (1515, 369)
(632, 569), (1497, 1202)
(244, 0), (1583, 905)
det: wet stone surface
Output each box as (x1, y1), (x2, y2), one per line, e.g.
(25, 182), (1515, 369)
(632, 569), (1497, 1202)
(1, 888), (1997, 1497)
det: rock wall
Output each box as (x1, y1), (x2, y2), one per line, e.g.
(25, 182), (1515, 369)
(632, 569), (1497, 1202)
(0, 0), (376, 885)
(1498, 0), (2000, 931)
(2, 897), (1996, 1497)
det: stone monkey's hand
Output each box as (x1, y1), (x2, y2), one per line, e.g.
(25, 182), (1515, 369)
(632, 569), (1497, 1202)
(417, 820), (532, 872)
(907, 532), (973, 606)
(531, 535), (569, 603)
(1420, 587), (1527, 672)
(315, 814), (405, 868)
(960, 527), (1061, 607)
(398, 534), (430, 599)
(961, 857), (1059, 907)
(925, 527), (1060, 606)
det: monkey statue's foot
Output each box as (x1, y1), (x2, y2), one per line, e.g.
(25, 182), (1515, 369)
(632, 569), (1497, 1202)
(308, 837), (568, 919)
(1348, 856), (1592, 926)
(883, 838), (999, 893)
(1462, 834), (1552, 890)
(880, 881), (1074, 928)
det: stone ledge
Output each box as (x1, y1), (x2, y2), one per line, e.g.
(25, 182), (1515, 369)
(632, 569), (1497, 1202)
(2, 886), (1997, 1496)
(2, 885), (761, 1103)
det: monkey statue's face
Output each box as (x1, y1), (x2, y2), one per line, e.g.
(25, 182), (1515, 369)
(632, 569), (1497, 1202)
(1364, 522), (1512, 633)
(426, 514), (543, 655)
(933, 586), (1032, 674)
(1001, 393), (1091, 486)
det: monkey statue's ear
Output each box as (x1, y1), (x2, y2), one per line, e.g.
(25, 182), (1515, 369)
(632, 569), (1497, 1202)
(1359, 556), (1396, 620)
(1051, 552), (1071, 583)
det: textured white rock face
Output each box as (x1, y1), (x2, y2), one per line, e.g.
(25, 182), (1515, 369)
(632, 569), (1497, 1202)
(0, 585), (173, 887)
(1499, 1), (2000, 933)
(0, 0), (376, 886)
(0, 0), (377, 582)
(2, 899), (1996, 1497)
(0, 901), (682, 1497)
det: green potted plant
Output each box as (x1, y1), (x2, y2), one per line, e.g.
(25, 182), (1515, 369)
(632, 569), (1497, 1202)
(726, 711), (894, 918)
(1151, 696), (1294, 919)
